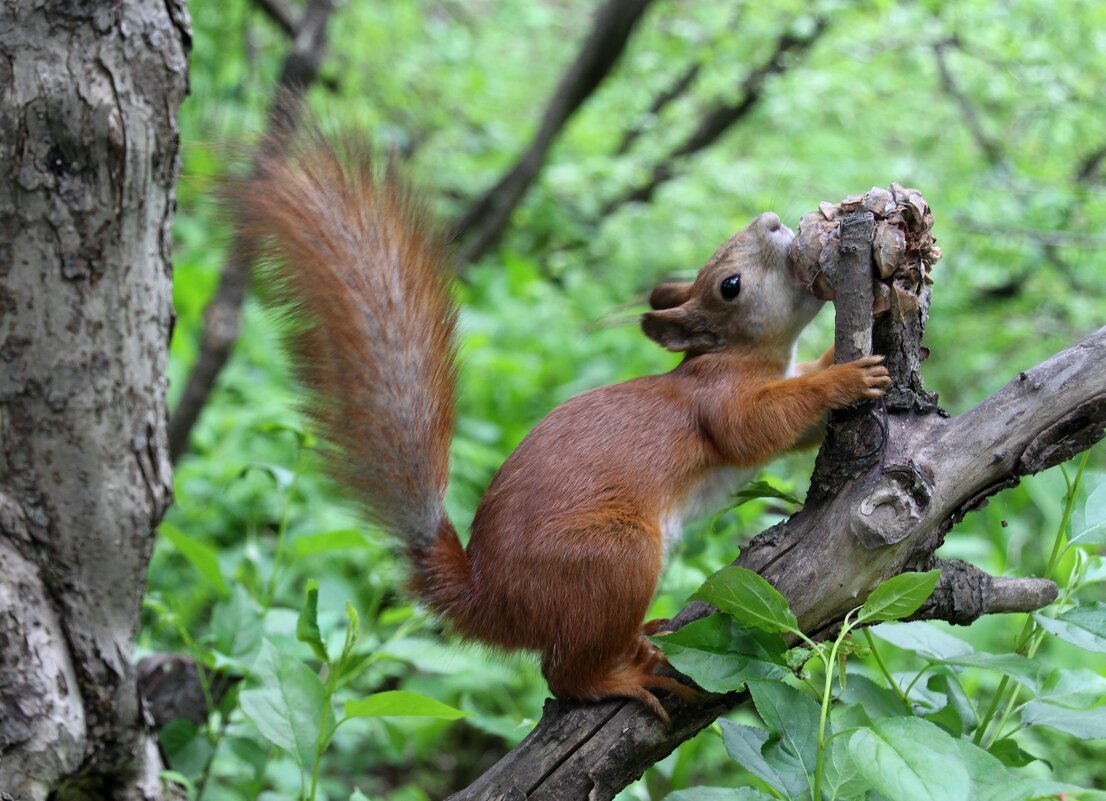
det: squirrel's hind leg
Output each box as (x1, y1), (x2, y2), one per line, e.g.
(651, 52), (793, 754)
(543, 642), (698, 724)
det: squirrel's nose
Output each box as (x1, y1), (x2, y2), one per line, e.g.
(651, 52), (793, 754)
(757, 212), (781, 231)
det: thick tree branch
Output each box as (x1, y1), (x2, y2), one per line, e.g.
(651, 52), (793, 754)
(167, 0), (334, 462)
(448, 195), (1105, 801)
(451, 0), (655, 265)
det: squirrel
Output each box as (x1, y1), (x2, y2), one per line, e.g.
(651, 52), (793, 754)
(234, 131), (892, 722)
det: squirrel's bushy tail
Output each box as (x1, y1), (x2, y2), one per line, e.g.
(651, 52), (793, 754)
(233, 128), (471, 619)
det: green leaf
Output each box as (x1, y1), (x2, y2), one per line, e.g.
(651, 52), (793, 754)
(831, 701), (874, 733)
(212, 585), (263, 664)
(946, 733), (1008, 790)
(747, 680), (820, 782)
(1069, 480), (1106, 549)
(649, 614), (787, 693)
(294, 529), (370, 556)
(1039, 667), (1106, 709)
(719, 721), (807, 800)
(926, 669), (977, 735)
(349, 790), (371, 801)
(732, 479), (803, 508)
(979, 780), (1094, 801)
(988, 738), (1040, 768)
(822, 736), (870, 801)
(662, 789), (777, 801)
(238, 641), (325, 768)
(241, 462), (296, 490)
(158, 770), (195, 794)
(935, 652), (1041, 692)
(255, 419), (310, 445)
(1034, 603), (1106, 653)
(848, 718), (971, 801)
(159, 718), (211, 777)
(892, 671), (948, 714)
(158, 522), (229, 597)
(344, 690), (470, 720)
(339, 601), (362, 666)
(691, 566), (798, 634)
(940, 736), (1076, 801)
(859, 570), (941, 622)
(1020, 700), (1106, 739)
(838, 674), (907, 720)
(297, 580), (329, 662)
(868, 621), (973, 659)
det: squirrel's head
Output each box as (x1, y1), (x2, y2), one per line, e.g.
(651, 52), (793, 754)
(642, 212), (824, 356)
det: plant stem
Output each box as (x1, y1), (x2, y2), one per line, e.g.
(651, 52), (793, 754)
(812, 616), (853, 801)
(308, 694), (332, 801)
(974, 451), (1089, 746)
(812, 651), (833, 801)
(863, 629), (911, 711)
(263, 448), (303, 611)
(195, 711), (232, 801)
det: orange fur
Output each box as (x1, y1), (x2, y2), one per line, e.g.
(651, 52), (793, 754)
(236, 133), (891, 722)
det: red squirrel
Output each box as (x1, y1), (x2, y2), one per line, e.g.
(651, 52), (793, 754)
(234, 133), (891, 721)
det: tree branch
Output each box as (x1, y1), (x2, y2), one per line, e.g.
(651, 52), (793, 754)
(615, 60), (701, 155)
(447, 192), (1105, 801)
(601, 18), (828, 216)
(167, 0), (335, 462)
(450, 0), (655, 265)
(932, 38), (1006, 169)
(253, 0), (298, 38)
(912, 558), (1058, 624)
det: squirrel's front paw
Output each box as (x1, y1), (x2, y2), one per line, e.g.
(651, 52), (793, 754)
(826, 355), (892, 407)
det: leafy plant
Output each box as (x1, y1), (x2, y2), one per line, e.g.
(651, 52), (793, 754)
(655, 453), (1106, 801)
(238, 583), (468, 801)
(147, 452), (471, 800)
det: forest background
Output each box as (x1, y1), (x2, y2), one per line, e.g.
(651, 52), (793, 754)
(154, 0), (1106, 798)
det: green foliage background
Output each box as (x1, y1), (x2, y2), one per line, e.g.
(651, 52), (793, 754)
(152, 0), (1106, 798)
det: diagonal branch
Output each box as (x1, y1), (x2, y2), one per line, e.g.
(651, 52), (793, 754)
(447, 197), (1106, 801)
(601, 18), (829, 216)
(253, 0), (299, 37)
(450, 0), (656, 265)
(167, 0), (335, 462)
(932, 38), (1006, 169)
(615, 60), (701, 156)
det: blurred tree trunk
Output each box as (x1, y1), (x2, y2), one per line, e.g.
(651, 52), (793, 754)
(0, 1), (190, 798)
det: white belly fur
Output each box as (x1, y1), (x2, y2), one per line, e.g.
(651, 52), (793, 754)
(660, 466), (753, 553)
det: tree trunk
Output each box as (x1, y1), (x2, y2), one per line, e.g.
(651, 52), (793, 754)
(0, 1), (190, 798)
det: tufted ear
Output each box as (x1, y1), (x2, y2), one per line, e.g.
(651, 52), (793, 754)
(641, 306), (721, 353)
(648, 281), (694, 310)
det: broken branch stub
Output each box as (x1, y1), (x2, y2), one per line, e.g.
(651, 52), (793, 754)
(792, 184), (941, 304)
(794, 185), (942, 409)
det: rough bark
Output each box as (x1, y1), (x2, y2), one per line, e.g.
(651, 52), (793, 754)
(451, 0), (655, 265)
(446, 205), (1106, 800)
(0, 1), (190, 798)
(166, 0), (334, 462)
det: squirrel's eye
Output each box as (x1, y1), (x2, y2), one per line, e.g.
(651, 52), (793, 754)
(720, 274), (741, 301)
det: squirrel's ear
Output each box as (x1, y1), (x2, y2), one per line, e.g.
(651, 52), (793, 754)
(648, 282), (694, 310)
(641, 307), (720, 353)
